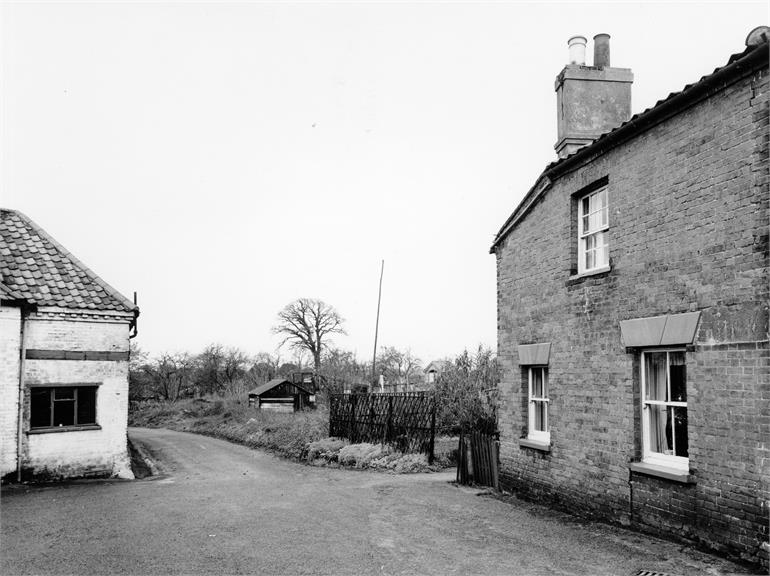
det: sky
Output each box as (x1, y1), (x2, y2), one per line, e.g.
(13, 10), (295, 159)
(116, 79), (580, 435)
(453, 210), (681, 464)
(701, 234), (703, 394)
(1, 1), (766, 364)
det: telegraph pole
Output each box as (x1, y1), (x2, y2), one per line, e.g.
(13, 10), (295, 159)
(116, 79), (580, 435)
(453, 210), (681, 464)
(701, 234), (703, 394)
(371, 259), (384, 388)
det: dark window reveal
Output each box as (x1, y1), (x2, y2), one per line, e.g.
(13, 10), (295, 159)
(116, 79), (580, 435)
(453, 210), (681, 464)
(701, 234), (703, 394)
(30, 386), (97, 429)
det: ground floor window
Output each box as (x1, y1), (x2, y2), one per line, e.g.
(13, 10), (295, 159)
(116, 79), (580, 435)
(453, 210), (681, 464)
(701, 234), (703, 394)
(641, 350), (688, 469)
(528, 366), (549, 442)
(30, 385), (98, 429)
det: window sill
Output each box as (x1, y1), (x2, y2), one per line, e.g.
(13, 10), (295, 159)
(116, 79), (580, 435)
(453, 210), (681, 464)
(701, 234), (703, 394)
(27, 424), (102, 435)
(629, 461), (695, 484)
(568, 265), (611, 282)
(519, 438), (551, 452)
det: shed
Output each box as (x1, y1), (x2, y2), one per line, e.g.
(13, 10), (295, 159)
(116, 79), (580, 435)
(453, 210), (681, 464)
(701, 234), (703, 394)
(248, 378), (315, 412)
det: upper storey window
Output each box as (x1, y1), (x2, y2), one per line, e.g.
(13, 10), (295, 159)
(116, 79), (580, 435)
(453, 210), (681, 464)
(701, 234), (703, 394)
(578, 186), (609, 274)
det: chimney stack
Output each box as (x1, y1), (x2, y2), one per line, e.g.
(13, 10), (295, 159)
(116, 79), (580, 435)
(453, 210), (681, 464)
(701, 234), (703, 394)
(554, 33), (633, 158)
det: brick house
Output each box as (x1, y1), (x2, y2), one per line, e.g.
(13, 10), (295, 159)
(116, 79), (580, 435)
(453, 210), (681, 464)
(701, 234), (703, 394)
(490, 29), (768, 566)
(0, 209), (139, 481)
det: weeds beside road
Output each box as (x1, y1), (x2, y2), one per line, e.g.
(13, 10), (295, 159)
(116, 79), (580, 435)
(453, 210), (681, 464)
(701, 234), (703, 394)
(130, 397), (330, 459)
(129, 397), (455, 471)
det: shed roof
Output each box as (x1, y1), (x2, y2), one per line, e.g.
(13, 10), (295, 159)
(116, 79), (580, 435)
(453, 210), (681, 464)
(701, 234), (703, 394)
(248, 378), (312, 397)
(424, 360), (450, 373)
(490, 34), (769, 251)
(0, 209), (137, 313)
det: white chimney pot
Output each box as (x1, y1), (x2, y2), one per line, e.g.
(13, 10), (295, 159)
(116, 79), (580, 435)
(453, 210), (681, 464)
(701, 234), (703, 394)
(567, 35), (587, 65)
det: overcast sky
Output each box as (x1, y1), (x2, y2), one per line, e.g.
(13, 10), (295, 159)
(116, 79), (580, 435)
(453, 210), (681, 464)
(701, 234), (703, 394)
(1, 1), (766, 364)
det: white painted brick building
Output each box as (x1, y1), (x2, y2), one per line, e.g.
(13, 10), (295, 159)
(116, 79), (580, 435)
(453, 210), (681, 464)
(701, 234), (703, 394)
(0, 209), (139, 481)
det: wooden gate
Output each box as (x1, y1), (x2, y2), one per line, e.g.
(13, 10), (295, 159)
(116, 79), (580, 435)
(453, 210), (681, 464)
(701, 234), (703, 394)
(456, 430), (499, 490)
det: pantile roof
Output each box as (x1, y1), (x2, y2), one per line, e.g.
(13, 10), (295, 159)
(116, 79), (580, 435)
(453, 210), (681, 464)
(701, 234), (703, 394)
(0, 209), (137, 313)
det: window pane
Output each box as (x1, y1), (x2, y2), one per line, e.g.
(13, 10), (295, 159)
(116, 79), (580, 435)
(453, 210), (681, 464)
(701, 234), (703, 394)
(534, 400), (547, 432)
(30, 389), (51, 428)
(670, 353), (686, 402)
(581, 196), (590, 217)
(585, 249), (594, 271)
(598, 242), (608, 268)
(54, 387), (75, 400)
(644, 353), (668, 401)
(531, 369), (543, 398)
(53, 399), (75, 426)
(582, 215), (589, 233)
(598, 188), (607, 210)
(673, 407), (688, 457)
(647, 404), (672, 455)
(77, 387), (97, 425)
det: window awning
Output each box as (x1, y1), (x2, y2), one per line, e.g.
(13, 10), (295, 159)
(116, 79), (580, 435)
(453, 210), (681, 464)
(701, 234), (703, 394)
(518, 343), (551, 365)
(619, 311), (701, 347)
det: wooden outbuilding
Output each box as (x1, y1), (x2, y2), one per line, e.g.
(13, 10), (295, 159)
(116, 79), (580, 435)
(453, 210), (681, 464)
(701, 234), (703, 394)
(248, 377), (315, 412)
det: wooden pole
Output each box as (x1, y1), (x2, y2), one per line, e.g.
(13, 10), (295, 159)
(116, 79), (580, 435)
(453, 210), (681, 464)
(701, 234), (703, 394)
(371, 260), (384, 387)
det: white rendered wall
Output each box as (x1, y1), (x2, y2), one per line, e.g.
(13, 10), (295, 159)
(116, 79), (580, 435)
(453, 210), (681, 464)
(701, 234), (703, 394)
(21, 310), (133, 479)
(0, 307), (21, 477)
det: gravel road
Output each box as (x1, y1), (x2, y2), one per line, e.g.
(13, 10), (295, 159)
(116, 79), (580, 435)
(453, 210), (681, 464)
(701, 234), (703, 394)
(0, 427), (756, 575)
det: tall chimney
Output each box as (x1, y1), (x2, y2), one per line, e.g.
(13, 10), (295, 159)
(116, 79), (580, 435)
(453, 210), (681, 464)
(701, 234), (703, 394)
(554, 34), (633, 158)
(593, 33), (610, 67)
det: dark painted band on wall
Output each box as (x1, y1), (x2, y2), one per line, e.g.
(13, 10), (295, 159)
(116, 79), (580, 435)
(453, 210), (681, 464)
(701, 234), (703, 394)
(25, 349), (129, 361)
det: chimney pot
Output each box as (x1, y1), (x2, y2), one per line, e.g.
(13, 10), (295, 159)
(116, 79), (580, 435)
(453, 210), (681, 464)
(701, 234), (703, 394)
(567, 35), (587, 65)
(593, 33), (610, 67)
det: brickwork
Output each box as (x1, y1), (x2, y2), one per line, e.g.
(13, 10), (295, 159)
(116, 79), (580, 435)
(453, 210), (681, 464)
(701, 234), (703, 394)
(0, 307), (21, 476)
(16, 308), (133, 480)
(495, 63), (768, 566)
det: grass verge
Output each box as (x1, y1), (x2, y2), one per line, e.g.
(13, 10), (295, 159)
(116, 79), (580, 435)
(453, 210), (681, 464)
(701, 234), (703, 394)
(130, 397), (456, 472)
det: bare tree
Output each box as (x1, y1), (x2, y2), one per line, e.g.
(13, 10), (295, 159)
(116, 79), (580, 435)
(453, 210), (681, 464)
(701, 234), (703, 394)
(272, 298), (346, 372)
(145, 352), (197, 401)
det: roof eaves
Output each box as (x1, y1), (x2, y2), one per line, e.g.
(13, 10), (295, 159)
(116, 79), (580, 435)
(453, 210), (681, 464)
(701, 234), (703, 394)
(490, 172), (551, 253)
(11, 210), (138, 314)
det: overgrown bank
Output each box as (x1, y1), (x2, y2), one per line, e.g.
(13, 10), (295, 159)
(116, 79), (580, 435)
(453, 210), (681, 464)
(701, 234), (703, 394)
(129, 397), (454, 472)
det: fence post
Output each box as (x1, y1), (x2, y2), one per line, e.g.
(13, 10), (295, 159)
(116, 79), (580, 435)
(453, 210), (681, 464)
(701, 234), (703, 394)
(349, 394), (357, 442)
(428, 400), (436, 465)
(491, 438), (500, 491)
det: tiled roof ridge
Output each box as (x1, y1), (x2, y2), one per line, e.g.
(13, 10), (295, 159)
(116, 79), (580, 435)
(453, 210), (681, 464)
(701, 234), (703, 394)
(490, 37), (769, 251)
(2, 208), (137, 313)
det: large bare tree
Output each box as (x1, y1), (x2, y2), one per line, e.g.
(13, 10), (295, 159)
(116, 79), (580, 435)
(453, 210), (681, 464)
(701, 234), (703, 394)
(272, 298), (345, 372)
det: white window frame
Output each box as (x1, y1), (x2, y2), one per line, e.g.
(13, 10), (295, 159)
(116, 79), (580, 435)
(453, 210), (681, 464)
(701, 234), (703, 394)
(527, 366), (550, 442)
(640, 349), (688, 471)
(577, 186), (609, 274)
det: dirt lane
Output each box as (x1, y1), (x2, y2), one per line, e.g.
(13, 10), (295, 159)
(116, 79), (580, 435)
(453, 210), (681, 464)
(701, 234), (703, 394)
(0, 428), (756, 575)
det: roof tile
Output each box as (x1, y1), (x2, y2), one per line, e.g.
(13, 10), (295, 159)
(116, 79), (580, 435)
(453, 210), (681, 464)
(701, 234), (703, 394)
(0, 209), (136, 313)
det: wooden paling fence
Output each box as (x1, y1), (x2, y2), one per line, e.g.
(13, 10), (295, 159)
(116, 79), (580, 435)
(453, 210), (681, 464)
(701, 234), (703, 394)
(328, 392), (436, 463)
(457, 430), (499, 490)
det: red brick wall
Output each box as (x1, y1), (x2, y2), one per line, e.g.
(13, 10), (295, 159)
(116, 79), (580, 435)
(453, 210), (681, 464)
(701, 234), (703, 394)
(494, 64), (768, 566)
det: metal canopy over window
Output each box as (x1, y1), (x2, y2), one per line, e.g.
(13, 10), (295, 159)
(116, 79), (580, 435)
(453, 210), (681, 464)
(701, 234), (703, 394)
(619, 311), (701, 348)
(518, 343), (551, 365)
